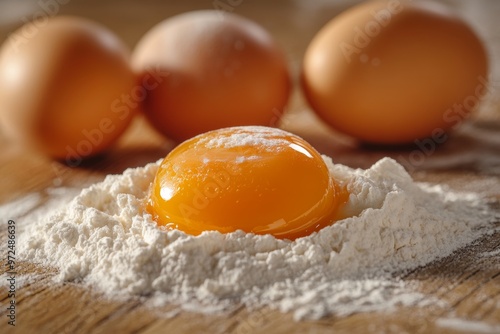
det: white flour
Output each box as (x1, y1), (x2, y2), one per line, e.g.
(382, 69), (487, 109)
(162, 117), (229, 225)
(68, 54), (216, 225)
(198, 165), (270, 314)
(18, 157), (496, 320)
(436, 317), (500, 334)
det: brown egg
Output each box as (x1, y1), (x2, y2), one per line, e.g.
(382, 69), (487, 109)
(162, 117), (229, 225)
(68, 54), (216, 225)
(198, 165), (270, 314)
(302, 1), (489, 144)
(131, 10), (291, 142)
(0, 16), (139, 163)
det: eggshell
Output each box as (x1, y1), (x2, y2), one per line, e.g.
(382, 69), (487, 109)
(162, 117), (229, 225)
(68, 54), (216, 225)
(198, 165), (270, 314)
(0, 16), (139, 162)
(302, 0), (489, 144)
(131, 10), (291, 142)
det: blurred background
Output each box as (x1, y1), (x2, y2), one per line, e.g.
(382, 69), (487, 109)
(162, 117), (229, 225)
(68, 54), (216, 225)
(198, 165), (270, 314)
(1, 0), (498, 114)
(0, 0), (499, 176)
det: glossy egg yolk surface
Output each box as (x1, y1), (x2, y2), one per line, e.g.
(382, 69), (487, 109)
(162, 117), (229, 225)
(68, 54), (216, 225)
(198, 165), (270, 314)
(147, 126), (348, 240)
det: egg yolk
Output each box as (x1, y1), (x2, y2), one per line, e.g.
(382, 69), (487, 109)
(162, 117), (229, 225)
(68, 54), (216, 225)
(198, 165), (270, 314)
(146, 126), (348, 240)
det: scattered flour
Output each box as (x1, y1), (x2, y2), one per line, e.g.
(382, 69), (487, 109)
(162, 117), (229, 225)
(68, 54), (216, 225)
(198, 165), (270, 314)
(17, 157), (497, 320)
(201, 126), (292, 151)
(0, 273), (46, 290)
(436, 317), (500, 333)
(0, 186), (82, 233)
(0, 193), (43, 226)
(480, 248), (500, 258)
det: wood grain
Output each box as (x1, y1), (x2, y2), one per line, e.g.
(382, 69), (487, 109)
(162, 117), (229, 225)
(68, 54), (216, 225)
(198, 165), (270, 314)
(1, 0), (500, 333)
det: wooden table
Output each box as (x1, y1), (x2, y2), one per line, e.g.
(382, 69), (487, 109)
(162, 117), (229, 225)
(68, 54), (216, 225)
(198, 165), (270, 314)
(1, 1), (499, 333)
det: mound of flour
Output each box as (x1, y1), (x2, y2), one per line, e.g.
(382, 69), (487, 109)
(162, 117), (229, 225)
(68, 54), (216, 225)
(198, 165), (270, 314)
(19, 157), (496, 320)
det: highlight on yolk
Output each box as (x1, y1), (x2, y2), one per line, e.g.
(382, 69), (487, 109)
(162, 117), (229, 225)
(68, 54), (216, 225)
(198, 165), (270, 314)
(146, 126), (348, 240)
